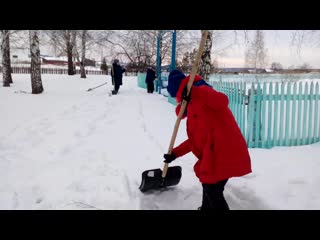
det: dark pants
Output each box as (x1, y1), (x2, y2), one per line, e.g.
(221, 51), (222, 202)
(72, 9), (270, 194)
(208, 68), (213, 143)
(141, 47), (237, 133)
(115, 83), (120, 92)
(147, 82), (154, 93)
(112, 83), (120, 94)
(200, 179), (229, 210)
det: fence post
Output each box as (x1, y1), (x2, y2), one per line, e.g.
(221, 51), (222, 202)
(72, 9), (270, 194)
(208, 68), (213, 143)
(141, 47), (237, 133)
(247, 83), (256, 147)
(307, 82), (314, 144)
(291, 82), (298, 146)
(267, 83), (273, 148)
(273, 83), (279, 146)
(302, 82), (309, 145)
(254, 83), (262, 148)
(279, 83), (285, 146)
(235, 82), (240, 129)
(314, 83), (320, 143)
(297, 82), (303, 145)
(285, 82), (291, 146)
(261, 83), (267, 148)
(241, 82), (246, 139)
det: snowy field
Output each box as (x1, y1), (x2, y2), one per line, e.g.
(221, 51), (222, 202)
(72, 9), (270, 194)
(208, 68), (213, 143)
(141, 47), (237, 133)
(1, 74), (320, 210)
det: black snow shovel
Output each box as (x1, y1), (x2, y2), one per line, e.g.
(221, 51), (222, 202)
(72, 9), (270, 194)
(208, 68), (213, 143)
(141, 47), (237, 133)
(139, 30), (209, 193)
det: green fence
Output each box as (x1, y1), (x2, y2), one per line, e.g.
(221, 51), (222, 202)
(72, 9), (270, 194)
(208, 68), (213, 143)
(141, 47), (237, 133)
(138, 72), (320, 148)
(137, 72), (165, 92)
(211, 81), (320, 148)
(137, 72), (147, 89)
(138, 72), (176, 105)
(168, 96), (177, 105)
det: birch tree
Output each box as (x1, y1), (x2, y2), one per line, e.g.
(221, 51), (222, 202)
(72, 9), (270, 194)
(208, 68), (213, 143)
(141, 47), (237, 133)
(245, 30), (268, 71)
(199, 30), (213, 81)
(1, 30), (13, 86)
(29, 30), (44, 94)
(45, 30), (76, 75)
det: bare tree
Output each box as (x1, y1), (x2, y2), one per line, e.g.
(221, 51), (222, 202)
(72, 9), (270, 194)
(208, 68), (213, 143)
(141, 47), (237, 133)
(290, 31), (320, 70)
(177, 48), (197, 73)
(212, 59), (219, 72)
(199, 30), (213, 81)
(45, 30), (76, 75)
(72, 30), (88, 78)
(29, 30), (44, 94)
(70, 31), (78, 75)
(176, 51), (191, 73)
(79, 30), (88, 78)
(176, 30), (232, 78)
(100, 57), (108, 74)
(95, 30), (189, 72)
(271, 62), (283, 71)
(290, 30), (320, 55)
(1, 30), (13, 86)
(299, 62), (312, 69)
(245, 30), (268, 71)
(68, 30), (77, 75)
(288, 65), (295, 69)
(72, 30), (97, 78)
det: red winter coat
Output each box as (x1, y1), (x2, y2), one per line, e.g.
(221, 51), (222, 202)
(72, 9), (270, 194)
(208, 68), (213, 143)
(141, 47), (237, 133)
(172, 75), (252, 184)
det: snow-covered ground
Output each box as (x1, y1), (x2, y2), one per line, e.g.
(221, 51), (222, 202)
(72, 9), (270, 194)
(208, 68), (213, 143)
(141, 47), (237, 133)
(1, 74), (320, 210)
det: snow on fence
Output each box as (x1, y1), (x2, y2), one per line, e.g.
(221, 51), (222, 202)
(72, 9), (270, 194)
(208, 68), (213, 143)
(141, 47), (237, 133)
(211, 81), (320, 148)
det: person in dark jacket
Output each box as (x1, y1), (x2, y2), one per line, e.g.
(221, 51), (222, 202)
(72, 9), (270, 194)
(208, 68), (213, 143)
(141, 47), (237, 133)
(145, 67), (157, 93)
(164, 69), (252, 210)
(111, 59), (126, 95)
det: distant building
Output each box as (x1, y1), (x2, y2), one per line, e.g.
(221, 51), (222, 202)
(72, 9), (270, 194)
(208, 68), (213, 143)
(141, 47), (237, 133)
(161, 65), (171, 72)
(42, 56), (68, 65)
(41, 56), (96, 67)
(262, 68), (274, 73)
(217, 68), (274, 74)
(2, 48), (31, 64)
(82, 58), (96, 67)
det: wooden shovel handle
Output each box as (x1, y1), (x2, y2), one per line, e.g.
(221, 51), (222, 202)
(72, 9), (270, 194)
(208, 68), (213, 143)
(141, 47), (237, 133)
(162, 30), (209, 178)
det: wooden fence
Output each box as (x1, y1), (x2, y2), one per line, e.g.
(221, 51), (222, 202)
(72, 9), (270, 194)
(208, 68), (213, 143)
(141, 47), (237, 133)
(212, 81), (320, 148)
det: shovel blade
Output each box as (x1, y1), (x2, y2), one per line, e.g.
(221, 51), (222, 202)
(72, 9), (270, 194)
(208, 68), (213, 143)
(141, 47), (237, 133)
(139, 166), (182, 193)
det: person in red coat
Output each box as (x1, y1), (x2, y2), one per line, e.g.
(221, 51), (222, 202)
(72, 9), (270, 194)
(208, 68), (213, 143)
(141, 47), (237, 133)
(164, 69), (252, 210)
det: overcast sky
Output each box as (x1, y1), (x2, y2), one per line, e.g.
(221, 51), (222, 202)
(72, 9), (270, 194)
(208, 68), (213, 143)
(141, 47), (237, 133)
(87, 30), (320, 68)
(216, 30), (320, 69)
(8, 30), (320, 69)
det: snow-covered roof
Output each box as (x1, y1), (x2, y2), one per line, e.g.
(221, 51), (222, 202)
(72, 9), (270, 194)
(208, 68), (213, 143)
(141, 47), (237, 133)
(42, 56), (68, 61)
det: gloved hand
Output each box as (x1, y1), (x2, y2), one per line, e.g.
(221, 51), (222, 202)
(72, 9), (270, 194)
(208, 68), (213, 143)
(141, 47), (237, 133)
(182, 85), (191, 102)
(163, 152), (177, 163)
